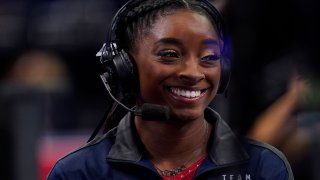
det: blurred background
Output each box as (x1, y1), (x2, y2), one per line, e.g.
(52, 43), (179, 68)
(0, 0), (319, 179)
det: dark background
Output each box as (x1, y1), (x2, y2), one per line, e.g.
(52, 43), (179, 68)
(0, 0), (319, 179)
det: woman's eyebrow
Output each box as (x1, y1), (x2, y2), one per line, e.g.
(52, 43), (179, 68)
(154, 38), (182, 45)
(203, 39), (219, 46)
(154, 38), (219, 47)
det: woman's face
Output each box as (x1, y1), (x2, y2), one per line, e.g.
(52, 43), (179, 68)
(130, 9), (221, 122)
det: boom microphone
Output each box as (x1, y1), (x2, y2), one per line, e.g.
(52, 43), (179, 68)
(136, 103), (170, 121)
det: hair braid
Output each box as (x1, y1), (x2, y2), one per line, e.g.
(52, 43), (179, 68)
(115, 0), (187, 51)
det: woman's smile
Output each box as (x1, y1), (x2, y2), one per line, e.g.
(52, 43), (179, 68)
(165, 86), (209, 104)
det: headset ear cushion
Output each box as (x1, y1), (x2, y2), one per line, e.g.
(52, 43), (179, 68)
(112, 49), (138, 92)
(217, 57), (231, 94)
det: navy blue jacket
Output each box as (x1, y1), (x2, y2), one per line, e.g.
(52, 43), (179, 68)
(48, 108), (294, 180)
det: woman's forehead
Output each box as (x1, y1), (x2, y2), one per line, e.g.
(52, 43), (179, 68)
(148, 10), (218, 40)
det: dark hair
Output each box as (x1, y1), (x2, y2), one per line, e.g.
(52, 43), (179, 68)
(113, 0), (225, 52)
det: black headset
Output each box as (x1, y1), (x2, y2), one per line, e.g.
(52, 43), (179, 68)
(97, 0), (231, 97)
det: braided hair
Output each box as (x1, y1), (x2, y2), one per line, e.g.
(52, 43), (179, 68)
(112, 0), (225, 52)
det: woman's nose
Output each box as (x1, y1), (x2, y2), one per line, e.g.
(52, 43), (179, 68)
(178, 60), (205, 84)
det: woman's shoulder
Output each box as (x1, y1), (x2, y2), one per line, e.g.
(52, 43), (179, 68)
(60, 130), (115, 161)
(47, 130), (117, 179)
(242, 138), (289, 163)
(241, 138), (294, 180)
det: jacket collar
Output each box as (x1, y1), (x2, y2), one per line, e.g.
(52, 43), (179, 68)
(205, 108), (249, 165)
(107, 107), (249, 166)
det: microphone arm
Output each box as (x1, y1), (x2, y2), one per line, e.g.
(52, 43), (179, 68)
(100, 73), (135, 113)
(100, 73), (170, 120)
(88, 73), (171, 142)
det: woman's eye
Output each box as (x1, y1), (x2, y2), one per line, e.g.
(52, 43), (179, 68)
(157, 50), (180, 60)
(201, 54), (221, 62)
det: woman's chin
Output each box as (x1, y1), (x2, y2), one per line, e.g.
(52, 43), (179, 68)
(170, 108), (205, 123)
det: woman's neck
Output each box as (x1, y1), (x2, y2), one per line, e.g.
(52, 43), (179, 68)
(134, 117), (211, 169)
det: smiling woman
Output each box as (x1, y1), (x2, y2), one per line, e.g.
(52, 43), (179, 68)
(47, 0), (293, 180)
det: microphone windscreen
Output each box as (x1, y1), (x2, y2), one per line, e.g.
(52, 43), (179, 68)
(141, 103), (170, 121)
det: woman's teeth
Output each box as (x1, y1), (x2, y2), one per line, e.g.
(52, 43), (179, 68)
(170, 88), (201, 98)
